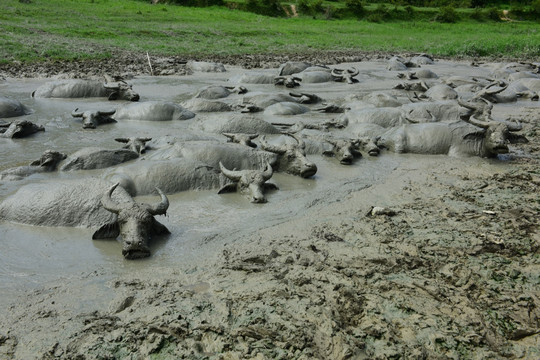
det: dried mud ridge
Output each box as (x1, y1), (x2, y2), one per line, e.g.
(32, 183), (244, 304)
(0, 50), (521, 79)
(1, 62), (540, 359)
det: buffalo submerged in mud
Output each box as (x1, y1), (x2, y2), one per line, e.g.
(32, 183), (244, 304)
(0, 55), (538, 360)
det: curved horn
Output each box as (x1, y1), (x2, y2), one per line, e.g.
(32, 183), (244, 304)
(139, 137), (152, 143)
(261, 161), (273, 181)
(103, 83), (120, 90)
(286, 132), (305, 149)
(219, 161), (242, 181)
(331, 69), (343, 78)
(506, 121), (523, 132)
(347, 67), (359, 76)
(115, 138), (129, 143)
(248, 134), (259, 139)
(147, 188), (169, 216)
(457, 98), (476, 110)
(98, 109), (116, 116)
(259, 136), (286, 154)
(101, 183), (122, 214)
(71, 108), (83, 118)
(463, 115), (491, 129)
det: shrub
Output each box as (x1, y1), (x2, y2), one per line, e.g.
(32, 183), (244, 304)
(166, 0), (224, 6)
(297, 0), (312, 14)
(470, 7), (485, 21)
(345, 0), (365, 18)
(246, 0), (285, 17)
(405, 5), (414, 17)
(434, 5), (458, 23)
(486, 7), (500, 21)
(367, 13), (384, 22)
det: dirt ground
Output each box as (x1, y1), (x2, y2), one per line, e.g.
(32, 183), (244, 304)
(1, 54), (539, 359)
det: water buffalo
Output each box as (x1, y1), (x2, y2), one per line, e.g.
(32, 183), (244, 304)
(410, 54), (435, 65)
(0, 120), (44, 138)
(113, 101), (195, 121)
(182, 98), (235, 113)
(187, 61), (226, 72)
(341, 107), (405, 128)
(259, 133), (317, 178)
(274, 75), (302, 88)
(104, 159), (226, 196)
(297, 71), (334, 84)
(288, 91), (324, 104)
(423, 84), (458, 101)
(146, 141), (278, 172)
(223, 133), (259, 148)
(0, 96), (32, 118)
(71, 108), (117, 129)
(195, 85), (247, 100)
(190, 114), (281, 135)
(264, 102), (310, 116)
(234, 72), (276, 84)
(218, 161), (277, 203)
(331, 67), (360, 84)
(115, 137), (152, 154)
(279, 61), (312, 76)
(32, 78), (139, 101)
(321, 138), (363, 165)
(60, 147), (139, 171)
(0, 150), (67, 181)
(398, 69), (438, 80)
(0, 179), (169, 259)
(377, 117), (527, 157)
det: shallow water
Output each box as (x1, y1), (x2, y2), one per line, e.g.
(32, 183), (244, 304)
(0, 59), (530, 308)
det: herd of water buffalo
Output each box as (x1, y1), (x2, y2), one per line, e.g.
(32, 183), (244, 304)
(0, 55), (538, 259)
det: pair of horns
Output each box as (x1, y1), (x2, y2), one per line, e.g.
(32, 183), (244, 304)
(102, 183), (168, 215)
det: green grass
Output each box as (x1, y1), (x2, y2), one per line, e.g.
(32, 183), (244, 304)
(0, 0), (539, 63)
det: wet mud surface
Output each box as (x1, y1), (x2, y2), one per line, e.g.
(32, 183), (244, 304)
(1, 55), (539, 359)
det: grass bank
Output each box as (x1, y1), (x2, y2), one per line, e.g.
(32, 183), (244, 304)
(0, 0), (539, 64)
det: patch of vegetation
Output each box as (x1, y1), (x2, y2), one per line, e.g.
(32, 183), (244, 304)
(434, 5), (459, 22)
(0, 0), (538, 63)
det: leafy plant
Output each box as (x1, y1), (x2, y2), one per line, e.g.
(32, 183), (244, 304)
(434, 5), (459, 23)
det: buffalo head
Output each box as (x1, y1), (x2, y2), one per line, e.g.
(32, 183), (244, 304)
(115, 137), (152, 154)
(224, 85), (248, 95)
(260, 133), (317, 178)
(323, 138), (363, 165)
(289, 91), (323, 104)
(462, 116), (528, 156)
(29, 150), (67, 169)
(95, 183), (170, 259)
(103, 79), (140, 101)
(0, 120), (44, 138)
(274, 75), (302, 88)
(331, 67), (359, 84)
(223, 133), (259, 148)
(358, 137), (381, 156)
(72, 108), (117, 129)
(218, 161), (277, 203)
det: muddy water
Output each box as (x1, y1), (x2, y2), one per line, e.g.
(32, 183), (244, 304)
(0, 59), (524, 309)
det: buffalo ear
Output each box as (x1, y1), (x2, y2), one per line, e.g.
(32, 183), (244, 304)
(463, 131), (485, 141)
(322, 150), (335, 157)
(92, 222), (120, 239)
(264, 183), (279, 191)
(351, 148), (363, 157)
(218, 183), (237, 194)
(108, 92), (119, 101)
(152, 219), (170, 235)
(507, 133), (529, 144)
